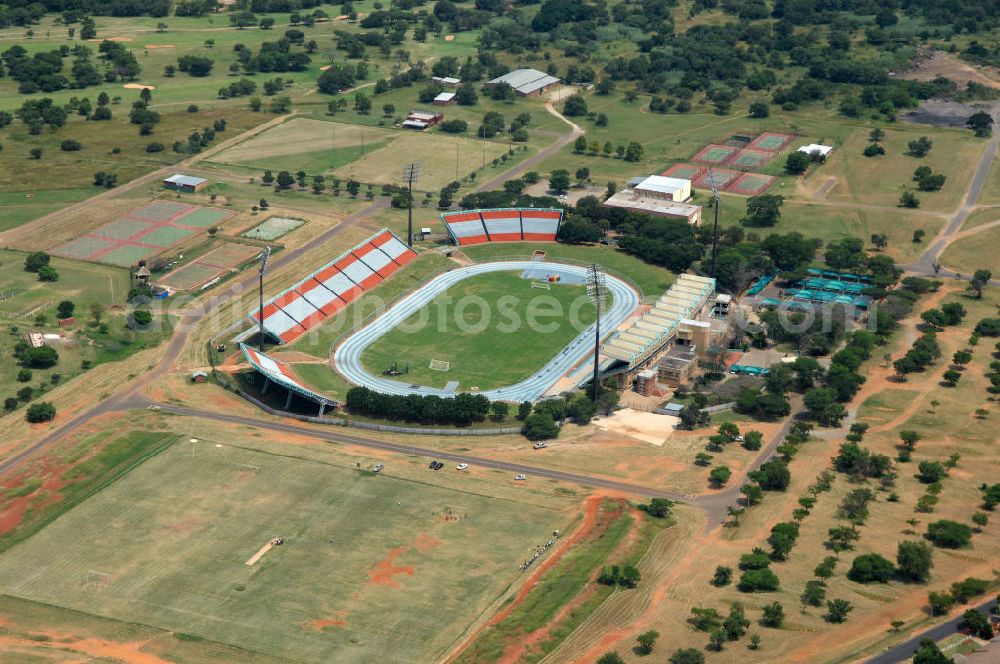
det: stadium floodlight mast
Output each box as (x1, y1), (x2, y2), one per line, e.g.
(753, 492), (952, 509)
(706, 168), (722, 279)
(402, 162), (421, 247)
(258, 245), (272, 352)
(586, 263), (607, 403)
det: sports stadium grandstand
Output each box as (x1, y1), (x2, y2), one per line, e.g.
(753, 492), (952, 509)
(598, 273), (717, 379)
(441, 208), (562, 246)
(250, 229), (416, 344)
(241, 343), (337, 414)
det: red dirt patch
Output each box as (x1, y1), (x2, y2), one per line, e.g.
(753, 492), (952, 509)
(368, 546), (414, 588)
(0, 457), (72, 536)
(307, 612), (347, 630)
(413, 533), (441, 552)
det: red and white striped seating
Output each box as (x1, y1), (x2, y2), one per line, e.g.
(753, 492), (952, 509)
(443, 211), (489, 245)
(441, 208), (562, 246)
(480, 210), (522, 242)
(521, 210), (561, 241)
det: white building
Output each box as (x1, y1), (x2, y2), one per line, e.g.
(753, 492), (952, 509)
(797, 143), (834, 158)
(602, 175), (701, 224)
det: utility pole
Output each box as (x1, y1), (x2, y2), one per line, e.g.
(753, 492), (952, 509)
(706, 168), (721, 280)
(402, 163), (420, 247)
(257, 245), (271, 352)
(586, 263), (607, 403)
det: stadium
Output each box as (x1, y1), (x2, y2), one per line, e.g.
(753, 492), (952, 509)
(234, 206), (723, 415)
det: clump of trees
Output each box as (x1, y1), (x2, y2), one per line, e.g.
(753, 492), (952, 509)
(344, 386), (490, 426)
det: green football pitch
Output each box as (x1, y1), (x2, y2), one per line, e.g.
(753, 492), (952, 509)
(0, 436), (562, 664)
(360, 271), (602, 391)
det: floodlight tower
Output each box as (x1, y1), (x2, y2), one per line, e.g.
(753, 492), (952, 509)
(586, 263), (607, 403)
(706, 168), (721, 279)
(257, 245), (272, 352)
(402, 162), (421, 247)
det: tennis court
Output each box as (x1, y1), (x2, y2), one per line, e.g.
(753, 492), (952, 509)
(692, 144), (738, 165)
(50, 200), (237, 267)
(158, 243), (261, 291)
(748, 131), (795, 152)
(242, 216), (305, 241)
(693, 168), (740, 188)
(662, 164), (705, 181)
(725, 172), (777, 196)
(130, 200), (195, 222)
(729, 148), (775, 170)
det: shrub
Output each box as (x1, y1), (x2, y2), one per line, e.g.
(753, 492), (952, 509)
(925, 520), (973, 548)
(847, 554), (895, 583)
(738, 568), (779, 592)
(25, 402), (56, 422)
(145, 142), (165, 152)
(60, 139), (82, 151)
(896, 541), (934, 583)
(522, 412), (560, 440)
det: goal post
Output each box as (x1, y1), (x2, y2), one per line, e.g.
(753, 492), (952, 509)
(429, 359), (450, 372)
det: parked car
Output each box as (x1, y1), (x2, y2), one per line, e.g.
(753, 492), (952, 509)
(456, 463), (469, 471)
(533, 442), (548, 450)
(429, 461), (444, 470)
(515, 474), (527, 481)
(373, 464), (385, 473)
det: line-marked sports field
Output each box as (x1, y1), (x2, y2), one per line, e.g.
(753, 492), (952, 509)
(50, 201), (236, 267)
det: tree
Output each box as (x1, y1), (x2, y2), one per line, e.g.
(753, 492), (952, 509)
(624, 142), (644, 162)
(710, 465), (732, 487)
(723, 603), (750, 640)
(869, 128), (885, 142)
(642, 498), (673, 518)
(563, 94), (588, 117)
(749, 633), (761, 650)
(25, 402), (56, 422)
(573, 135), (587, 153)
(972, 511), (988, 531)
(785, 151), (811, 174)
(751, 459), (791, 491)
(814, 556), (838, 579)
(926, 520), (973, 548)
(896, 541), (934, 582)
(455, 83), (478, 105)
(970, 269), (992, 298)
(742, 430), (763, 450)
(635, 630), (659, 655)
(346, 180), (361, 197)
(847, 554), (895, 583)
(900, 191), (920, 208)
(802, 580), (826, 607)
(917, 460), (947, 483)
(913, 639), (955, 664)
(549, 169), (571, 194)
(960, 609), (994, 639)
(827, 524), (861, 552)
(712, 566), (733, 587)
(523, 412), (559, 441)
(354, 94), (371, 115)
(275, 171), (295, 190)
(870, 233), (888, 251)
(804, 387), (846, 426)
(863, 143), (886, 157)
(37, 266), (59, 282)
(928, 591), (956, 616)
(967, 111), (994, 138)
(596, 653), (624, 664)
(669, 648), (704, 664)
(708, 629), (726, 651)
(899, 430), (921, 450)
(824, 599), (853, 623)
(56, 300), (75, 319)
(743, 194), (785, 227)
(738, 568), (779, 592)
(517, 401), (531, 421)
(749, 101), (770, 119)
(760, 602), (784, 628)
(24, 251), (50, 273)
(908, 136), (933, 157)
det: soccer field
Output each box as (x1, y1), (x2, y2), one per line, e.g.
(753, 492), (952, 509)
(359, 271), (600, 391)
(0, 437), (562, 664)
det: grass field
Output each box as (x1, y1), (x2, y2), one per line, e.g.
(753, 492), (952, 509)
(941, 224), (1000, 275)
(0, 248), (128, 318)
(0, 433), (565, 664)
(458, 243), (673, 300)
(360, 271), (599, 390)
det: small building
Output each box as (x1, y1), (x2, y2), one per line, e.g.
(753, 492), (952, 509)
(191, 370), (208, 383)
(403, 109), (444, 130)
(712, 293), (732, 318)
(58, 317), (75, 328)
(658, 345), (697, 387)
(163, 174), (209, 192)
(433, 92), (456, 106)
(797, 144), (834, 159)
(27, 332), (44, 348)
(135, 265), (151, 284)
(485, 69), (561, 97)
(660, 402), (685, 416)
(636, 368), (658, 396)
(603, 175), (702, 224)
(431, 76), (461, 86)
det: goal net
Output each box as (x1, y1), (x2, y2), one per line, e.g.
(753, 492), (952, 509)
(429, 359), (450, 372)
(531, 281), (551, 290)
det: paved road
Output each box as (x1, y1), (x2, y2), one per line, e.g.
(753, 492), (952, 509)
(904, 104), (1000, 277)
(866, 597), (998, 664)
(333, 261), (638, 401)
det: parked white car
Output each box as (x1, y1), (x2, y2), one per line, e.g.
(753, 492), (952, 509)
(456, 463), (469, 471)
(532, 442), (548, 450)
(515, 474), (527, 481)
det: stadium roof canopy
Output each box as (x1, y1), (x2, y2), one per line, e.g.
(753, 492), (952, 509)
(164, 174), (207, 187)
(487, 69), (561, 95)
(241, 344), (337, 409)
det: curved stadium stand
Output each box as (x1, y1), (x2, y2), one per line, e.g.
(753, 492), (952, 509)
(441, 208), (562, 246)
(249, 229), (417, 344)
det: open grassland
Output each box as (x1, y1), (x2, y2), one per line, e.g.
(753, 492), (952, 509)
(459, 242), (673, 300)
(974, 144), (1000, 206)
(0, 428), (569, 664)
(960, 206), (1000, 231)
(0, 248), (128, 317)
(360, 271), (598, 391)
(942, 224), (1000, 275)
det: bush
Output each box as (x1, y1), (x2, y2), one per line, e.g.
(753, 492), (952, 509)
(522, 412), (560, 440)
(785, 151), (811, 174)
(847, 553), (895, 583)
(896, 541), (934, 583)
(37, 266), (59, 282)
(925, 520), (973, 548)
(23, 251), (50, 273)
(439, 119), (468, 133)
(345, 386), (490, 426)
(25, 402), (56, 422)
(145, 142), (165, 152)
(738, 568), (779, 592)
(60, 139), (82, 151)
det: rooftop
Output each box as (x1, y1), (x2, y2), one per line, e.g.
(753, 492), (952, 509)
(603, 191), (702, 219)
(432, 76), (461, 85)
(164, 174), (207, 187)
(797, 143), (834, 156)
(434, 92), (456, 102)
(633, 175), (690, 195)
(487, 68), (561, 94)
